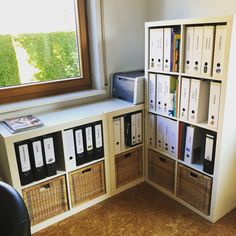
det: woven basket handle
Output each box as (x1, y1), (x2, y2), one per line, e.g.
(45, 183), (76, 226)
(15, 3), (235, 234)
(40, 183), (50, 191)
(82, 168), (92, 174)
(159, 157), (166, 163)
(124, 153), (131, 158)
(189, 171), (198, 179)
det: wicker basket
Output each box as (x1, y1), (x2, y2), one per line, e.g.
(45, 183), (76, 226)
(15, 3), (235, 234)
(176, 164), (212, 215)
(69, 161), (106, 207)
(148, 149), (175, 193)
(22, 175), (68, 225)
(115, 147), (143, 188)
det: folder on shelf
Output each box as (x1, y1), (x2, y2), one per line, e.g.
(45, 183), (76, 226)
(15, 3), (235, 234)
(164, 27), (172, 72)
(156, 74), (164, 114)
(149, 73), (156, 112)
(124, 113), (136, 147)
(15, 141), (34, 185)
(30, 139), (47, 181)
(184, 126), (204, 164)
(184, 27), (194, 74)
(131, 113), (136, 146)
(180, 77), (190, 120)
(135, 112), (142, 144)
(74, 127), (86, 166)
(156, 115), (164, 150)
(120, 116), (125, 151)
(188, 79), (210, 123)
(84, 124), (94, 161)
(163, 118), (170, 153)
(148, 113), (156, 148)
(172, 27), (181, 72)
(149, 28), (164, 71)
(203, 133), (216, 175)
(168, 119), (178, 157)
(201, 26), (215, 76)
(213, 25), (226, 78)
(192, 26), (204, 74)
(178, 122), (188, 160)
(208, 82), (221, 129)
(93, 121), (104, 160)
(63, 129), (77, 171)
(113, 117), (121, 154)
(43, 136), (57, 177)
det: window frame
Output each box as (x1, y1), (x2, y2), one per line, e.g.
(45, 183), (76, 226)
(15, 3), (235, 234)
(0, 0), (91, 104)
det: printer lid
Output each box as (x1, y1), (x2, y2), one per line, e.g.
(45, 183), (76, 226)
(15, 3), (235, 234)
(113, 70), (144, 79)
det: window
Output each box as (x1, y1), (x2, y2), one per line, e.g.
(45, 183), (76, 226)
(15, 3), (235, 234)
(0, 0), (91, 103)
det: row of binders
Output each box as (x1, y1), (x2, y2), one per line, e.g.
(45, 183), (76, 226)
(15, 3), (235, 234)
(180, 78), (221, 129)
(113, 111), (142, 154)
(63, 120), (104, 172)
(15, 134), (58, 186)
(149, 27), (181, 72)
(148, 113), (178, 157)
(184, 25), (226, 77)
(149, 73), (178, 117)
(179, 123), (216, 175)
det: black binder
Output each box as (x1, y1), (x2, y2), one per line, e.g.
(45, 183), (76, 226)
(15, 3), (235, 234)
(124, 113), (132, 147)
(42, 135), (57, 177)
(14, 141), (34, 186)
(203, 133), (216, 175)
(84, 124), (95, 162)
(74, 125), (86, 166)
(93, 121), (104, 160)
(29, 138), (47, 181)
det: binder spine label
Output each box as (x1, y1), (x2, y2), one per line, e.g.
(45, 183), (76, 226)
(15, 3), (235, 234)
(86, 127), (93, 151)
(32, 141), (44, 168)
(44, 138), (55, 164)
(95, 124), (103, 148)
(75, 129), (84, 154)
(19, 144), (31, 172)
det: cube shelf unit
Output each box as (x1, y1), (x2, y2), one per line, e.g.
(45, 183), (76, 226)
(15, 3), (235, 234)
(107, 103), (145, 196)
(0, 99), (143, 233)
(145, 15), (236, 222)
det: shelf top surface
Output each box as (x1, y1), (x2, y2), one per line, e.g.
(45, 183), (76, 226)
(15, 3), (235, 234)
(0, 99), (142, 139)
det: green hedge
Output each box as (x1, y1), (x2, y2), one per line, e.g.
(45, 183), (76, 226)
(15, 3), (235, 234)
(0, 35), (20, 86)
(16, 32), (80, 82)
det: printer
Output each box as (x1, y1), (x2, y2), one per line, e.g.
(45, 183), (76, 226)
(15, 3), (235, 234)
(112, 70), (144, 104)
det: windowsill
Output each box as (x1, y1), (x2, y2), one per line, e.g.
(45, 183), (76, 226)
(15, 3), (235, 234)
(0, 89), (107, 115)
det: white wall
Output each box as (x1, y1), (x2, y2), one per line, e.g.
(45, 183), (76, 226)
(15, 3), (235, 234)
(102, 0), (147, 87)
(147, 0), (236, 21)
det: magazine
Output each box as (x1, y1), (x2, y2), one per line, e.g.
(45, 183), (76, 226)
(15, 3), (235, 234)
(1, 115), (44, 133)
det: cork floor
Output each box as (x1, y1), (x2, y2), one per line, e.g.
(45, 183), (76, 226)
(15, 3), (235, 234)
(34, 183), (236, 236)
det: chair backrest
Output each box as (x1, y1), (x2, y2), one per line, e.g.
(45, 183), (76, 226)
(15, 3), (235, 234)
(0, 181), (31, 236)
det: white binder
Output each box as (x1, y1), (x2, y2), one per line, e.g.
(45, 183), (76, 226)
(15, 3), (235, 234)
(149, 73), (156, 112)
(180, 77), (190, 120)
(156, 115), (164, 150)
(188, 79), (210, 123)
(135, 112), (142, 144)
(184, 126), (203, 164)
(168, 119), (178, 157)
(113, 118), (121, 154)
(149, 28), (164, 71)
(184, 27), (194, 74)
(131, 113), (136, 146)
(63, 129), (76, 171)
(148, 113), (156, 148)
(213, 25), (226, 78)
(201, 26), (215, 76)
(208, 82), (221, 129)
(164, 27), (172, 72)
(163, 118), (170, 153)
(192, 26), (204, 75)
(120, 116), (125, 151)
(156, 74), (164, 114)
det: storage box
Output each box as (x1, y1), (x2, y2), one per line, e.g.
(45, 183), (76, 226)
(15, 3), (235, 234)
(112, 70), (144, 104)
(22, 176), (68, 225)
(148, 150), (175, 193)
(115, 147), (143, 188)
(177, 164), (212, 215)
(69, 161), (106, 207)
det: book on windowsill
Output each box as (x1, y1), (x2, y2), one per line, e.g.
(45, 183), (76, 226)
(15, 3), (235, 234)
(1, 115), (44, 134)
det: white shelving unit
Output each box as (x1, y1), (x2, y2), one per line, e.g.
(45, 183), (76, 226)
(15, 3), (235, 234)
(145, 15), (236, 222)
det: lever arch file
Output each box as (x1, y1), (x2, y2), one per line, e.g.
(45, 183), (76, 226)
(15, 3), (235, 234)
(94, 121), (104, 159)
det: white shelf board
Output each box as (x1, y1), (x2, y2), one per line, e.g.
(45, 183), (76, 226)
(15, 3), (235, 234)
(180, 73), (223, 81)
(179, 119), (218, 132)
(148, 70), (179, 76)
(114, 143), (144, 156)
(148, 111), (178, 121)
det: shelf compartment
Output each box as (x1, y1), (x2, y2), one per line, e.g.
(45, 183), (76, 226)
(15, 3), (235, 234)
(22, 175), (68, 225)
(115, 146), (143, 188)
(176, 164), (212, 215)
(69, 161), (106, 208)
(148, 149), (175, 193)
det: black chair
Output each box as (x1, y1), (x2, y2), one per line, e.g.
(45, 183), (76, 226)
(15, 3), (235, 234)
(0, 181), (31, 236)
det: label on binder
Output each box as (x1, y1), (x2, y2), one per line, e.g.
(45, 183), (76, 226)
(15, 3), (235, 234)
(95, 124), (103, 148)
(19, 144), (31, 172)
(75, 129), (84, 154)
(44, 138), (55, 164)
(32, 141), (44, 168)
(85, 127), (93, 151)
